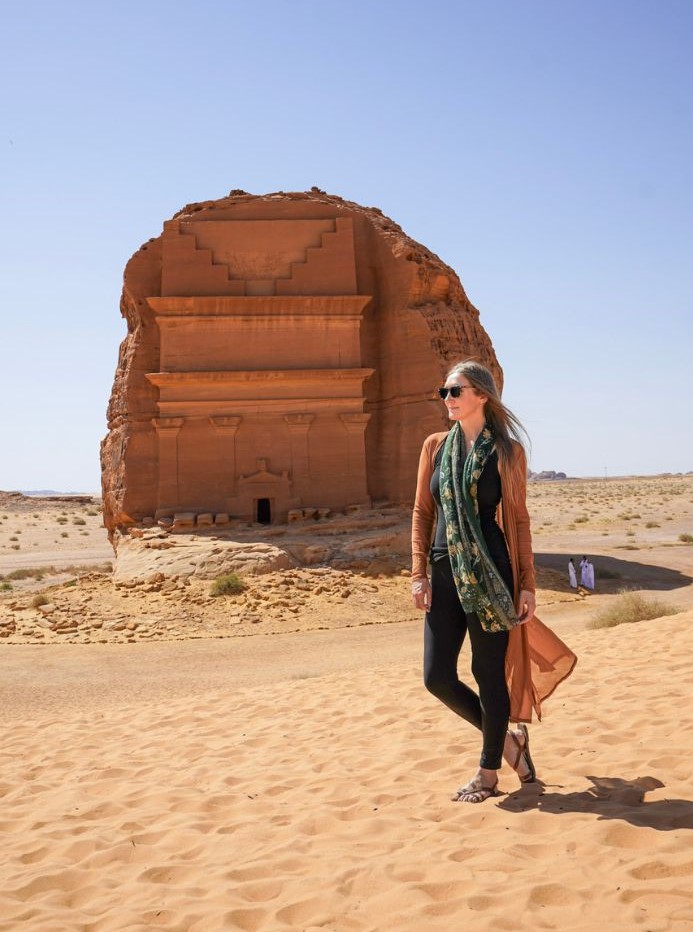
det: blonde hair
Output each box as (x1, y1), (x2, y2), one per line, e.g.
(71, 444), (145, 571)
(446, 360), (529, 496)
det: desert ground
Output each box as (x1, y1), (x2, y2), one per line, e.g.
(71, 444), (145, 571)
(1, 475), (692, 931)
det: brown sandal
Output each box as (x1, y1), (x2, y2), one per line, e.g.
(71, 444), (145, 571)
(507, 724), (536, 783)
(451, 776), (499, 803)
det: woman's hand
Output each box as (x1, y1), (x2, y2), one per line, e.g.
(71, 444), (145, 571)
(411, 577), (432, 611)
(517, 589), (536, 624)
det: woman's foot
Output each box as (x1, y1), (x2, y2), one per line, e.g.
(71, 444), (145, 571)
(451, 774), (499, 803)
(503, 724), (536, 783)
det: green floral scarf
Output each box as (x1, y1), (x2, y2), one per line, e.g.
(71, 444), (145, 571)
(439, 421), (520, 633)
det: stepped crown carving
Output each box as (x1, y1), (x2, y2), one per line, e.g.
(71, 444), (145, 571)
(161, 217), (357, 297)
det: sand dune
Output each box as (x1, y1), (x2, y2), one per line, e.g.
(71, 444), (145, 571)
(2, 611), (693, 931)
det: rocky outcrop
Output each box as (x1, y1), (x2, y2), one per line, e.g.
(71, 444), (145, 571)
(110, 504), (413, 584)
(102, 189), (500, 539)
(113, 533), (295, 584)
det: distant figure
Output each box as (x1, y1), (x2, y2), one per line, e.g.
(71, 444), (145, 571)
(579, 556), (588, 587)
(585, 561), (595, 591)
(568, 558), (577, 589)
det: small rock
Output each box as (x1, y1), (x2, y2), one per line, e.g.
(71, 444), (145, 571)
(172, 512), (196, 531)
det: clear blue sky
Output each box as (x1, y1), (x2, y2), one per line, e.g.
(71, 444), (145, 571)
(1, 0), (691, 491)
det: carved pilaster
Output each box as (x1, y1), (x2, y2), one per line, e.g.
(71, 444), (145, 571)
(284, 414), (315, 492)
(152, 417), (185, 511)
(210, 415), (242, 497)
(339, 413), (371, 505)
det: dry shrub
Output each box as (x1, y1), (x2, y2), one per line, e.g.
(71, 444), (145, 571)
(589, 591), (681, 630)
(30, 594), (48, 608)
(210, 573), (247, 597)
(679, 533), (693, 544)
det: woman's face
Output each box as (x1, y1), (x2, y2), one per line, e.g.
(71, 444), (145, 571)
(442, 374), (487, 422)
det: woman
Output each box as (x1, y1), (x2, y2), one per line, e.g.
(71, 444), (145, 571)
(411, 361), (576, 803)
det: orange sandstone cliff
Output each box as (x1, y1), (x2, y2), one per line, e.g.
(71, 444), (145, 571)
(101, 189), (500, 536)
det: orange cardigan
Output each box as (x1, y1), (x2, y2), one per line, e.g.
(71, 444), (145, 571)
(411, 431), (577, 723)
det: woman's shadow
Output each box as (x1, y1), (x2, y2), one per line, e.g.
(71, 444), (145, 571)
(498, 775), (693, 830)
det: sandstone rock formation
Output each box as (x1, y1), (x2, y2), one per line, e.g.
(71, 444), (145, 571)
(101, 189), (500, 536)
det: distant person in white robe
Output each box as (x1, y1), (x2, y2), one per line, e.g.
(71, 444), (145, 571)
(585, 561), (595, 590)
(568, 558), (577, 588)
(579, 556), (588, 587)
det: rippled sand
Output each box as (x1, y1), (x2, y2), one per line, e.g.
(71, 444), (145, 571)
(2, 611), (693, 931)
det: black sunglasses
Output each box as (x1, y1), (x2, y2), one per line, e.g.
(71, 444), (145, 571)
(437, 385), (471, 399)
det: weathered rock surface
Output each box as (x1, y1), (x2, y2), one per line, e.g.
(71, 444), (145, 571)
(113, 533), (295, 583)
(101, 189), (500, 538)
(111, 505), (413, 584)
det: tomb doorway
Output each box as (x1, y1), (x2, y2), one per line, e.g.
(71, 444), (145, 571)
(256, 498), (272, 524)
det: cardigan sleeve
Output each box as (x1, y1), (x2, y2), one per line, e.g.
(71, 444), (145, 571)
(510, 443), (536, 594)
(410, 434), (444, 579)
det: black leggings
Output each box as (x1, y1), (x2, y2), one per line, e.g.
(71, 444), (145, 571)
(423, 557), (510, 770)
